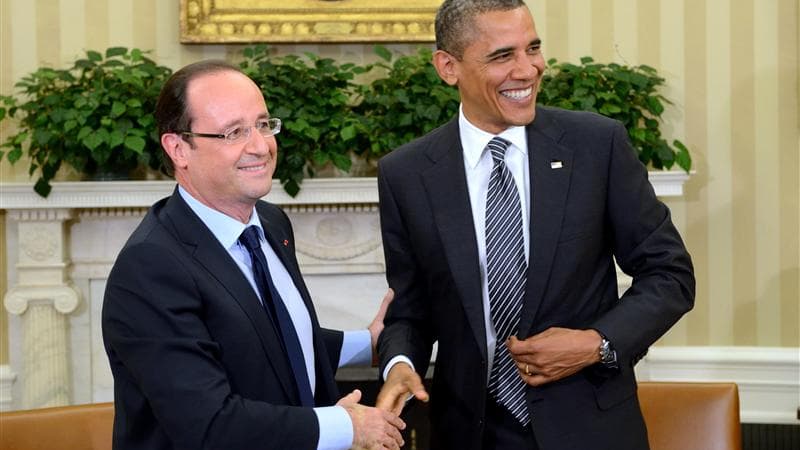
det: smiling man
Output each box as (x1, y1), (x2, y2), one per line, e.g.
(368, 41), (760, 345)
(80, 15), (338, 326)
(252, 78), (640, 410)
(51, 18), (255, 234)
(374, 1), (695, 449)
(102, 61), (405, 450)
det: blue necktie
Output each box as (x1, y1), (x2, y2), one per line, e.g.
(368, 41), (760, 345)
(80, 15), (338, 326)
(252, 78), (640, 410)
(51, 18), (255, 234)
(484, 137), (530, 426)
(239, 225), (314, 407)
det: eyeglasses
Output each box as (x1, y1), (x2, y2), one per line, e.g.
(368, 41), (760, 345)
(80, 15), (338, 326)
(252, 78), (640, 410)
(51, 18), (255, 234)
(178, 118), (281, 144)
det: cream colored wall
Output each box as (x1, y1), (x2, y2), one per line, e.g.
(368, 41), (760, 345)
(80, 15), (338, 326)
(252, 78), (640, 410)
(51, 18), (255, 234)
(0, 0), (798, 354)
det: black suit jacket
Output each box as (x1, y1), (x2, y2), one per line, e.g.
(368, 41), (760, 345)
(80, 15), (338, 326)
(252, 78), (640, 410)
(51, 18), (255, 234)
(377, 107), (695, 450)
(102, 188), (343, 450)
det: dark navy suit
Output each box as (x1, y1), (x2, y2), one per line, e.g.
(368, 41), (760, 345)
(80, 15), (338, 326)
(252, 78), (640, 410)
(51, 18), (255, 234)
(377, 106), (695, 450)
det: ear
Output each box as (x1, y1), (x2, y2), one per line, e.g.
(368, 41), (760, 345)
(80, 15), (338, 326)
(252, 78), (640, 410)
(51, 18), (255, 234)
(432, 50), (459, 86)
(161, 133), (190, 170)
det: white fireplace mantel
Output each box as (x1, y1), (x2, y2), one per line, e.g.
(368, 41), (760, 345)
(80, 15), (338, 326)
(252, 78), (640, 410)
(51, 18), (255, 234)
(0, 171), (689, 210)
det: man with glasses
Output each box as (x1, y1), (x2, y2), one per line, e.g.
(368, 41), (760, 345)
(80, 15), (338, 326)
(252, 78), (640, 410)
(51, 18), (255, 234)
(102, 60), (405, 450)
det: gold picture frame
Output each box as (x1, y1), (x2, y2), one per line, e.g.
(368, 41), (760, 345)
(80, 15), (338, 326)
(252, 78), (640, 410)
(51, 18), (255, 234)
(180, 0), (440, 43)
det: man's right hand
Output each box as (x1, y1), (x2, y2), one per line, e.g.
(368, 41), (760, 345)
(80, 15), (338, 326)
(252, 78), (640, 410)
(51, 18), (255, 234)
(337, 389), (406, 450)
(375, 363), (429, 416)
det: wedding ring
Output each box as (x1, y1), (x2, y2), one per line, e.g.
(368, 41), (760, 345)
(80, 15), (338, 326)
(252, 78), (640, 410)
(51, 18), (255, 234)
(525, 364), (531, 376)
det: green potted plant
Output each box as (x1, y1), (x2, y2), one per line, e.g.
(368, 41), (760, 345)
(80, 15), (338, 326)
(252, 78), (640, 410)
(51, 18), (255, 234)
(0, 47), (172, 197)
(537, 56), (691, 172)
(352, 46), (460, 162)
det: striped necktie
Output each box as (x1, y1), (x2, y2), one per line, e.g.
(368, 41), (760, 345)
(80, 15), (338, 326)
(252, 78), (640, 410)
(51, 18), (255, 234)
(484, 136), (530, 426)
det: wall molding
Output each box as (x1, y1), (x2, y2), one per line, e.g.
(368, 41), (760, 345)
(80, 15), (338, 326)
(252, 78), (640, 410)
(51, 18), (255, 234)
(0, 170), (688, 210)
(636, 346), (800, 424)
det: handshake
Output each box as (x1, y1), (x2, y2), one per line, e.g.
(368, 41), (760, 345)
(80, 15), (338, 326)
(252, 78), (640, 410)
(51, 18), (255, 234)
(338, 290), (430, 450)
(338, 362), (429, 450)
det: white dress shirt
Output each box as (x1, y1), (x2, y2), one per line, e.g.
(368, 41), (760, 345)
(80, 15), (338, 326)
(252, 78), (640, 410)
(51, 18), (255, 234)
(383, 105), (531, 382)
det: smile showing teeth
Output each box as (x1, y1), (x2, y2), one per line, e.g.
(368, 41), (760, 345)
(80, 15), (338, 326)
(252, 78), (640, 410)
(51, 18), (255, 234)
(501, 87), (532, 99)
(240, 164), (265, 172)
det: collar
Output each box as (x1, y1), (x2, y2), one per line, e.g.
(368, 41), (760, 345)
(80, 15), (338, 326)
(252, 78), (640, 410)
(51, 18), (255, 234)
(458, 104), (529, 169)
(178, 186), (263, 250)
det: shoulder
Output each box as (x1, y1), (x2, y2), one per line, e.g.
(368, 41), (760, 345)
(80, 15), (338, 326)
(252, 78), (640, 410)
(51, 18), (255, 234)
(379, 117), (459, 168)
(255, 199), (288, 223)
(533, 106), (630, 162)
(535, 105), (622, 135)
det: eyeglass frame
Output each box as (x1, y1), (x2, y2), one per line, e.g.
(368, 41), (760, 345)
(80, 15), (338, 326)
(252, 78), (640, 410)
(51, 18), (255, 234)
(177, 117), (281, 144)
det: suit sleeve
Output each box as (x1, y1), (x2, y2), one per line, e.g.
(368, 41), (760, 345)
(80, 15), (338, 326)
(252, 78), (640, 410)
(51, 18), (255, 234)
(590, 122), (695, 366)
(375, 162), (435, 377)
(102, 241), (321, 450)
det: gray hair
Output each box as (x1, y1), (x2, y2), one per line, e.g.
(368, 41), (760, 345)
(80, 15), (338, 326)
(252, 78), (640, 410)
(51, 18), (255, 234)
(435, 0), (528, 59)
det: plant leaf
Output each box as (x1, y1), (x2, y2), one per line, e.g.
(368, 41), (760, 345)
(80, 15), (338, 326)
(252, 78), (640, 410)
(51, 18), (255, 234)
(106, 47), (128, 58)
(124, 135), (146, 154)
(110, 101), (126, 118)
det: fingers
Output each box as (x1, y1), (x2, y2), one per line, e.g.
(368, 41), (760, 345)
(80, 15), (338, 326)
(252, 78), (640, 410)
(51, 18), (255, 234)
(408, 375), (430, 403)
(507, 335), (530, 357)
(350, 406), (406, 450)
(380, 288), (394, 309)
(376, 383), (409, 415)
(369, 289), (395, 359)
(383, 409), (406, 431)
(380, 410), (406, 449)
(336, 389), (362, 406)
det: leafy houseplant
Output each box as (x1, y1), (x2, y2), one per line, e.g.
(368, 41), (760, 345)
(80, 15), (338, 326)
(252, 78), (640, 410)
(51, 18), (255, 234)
(352, 46), (460, 161)
(0, 47), (172, 197)
(239, 45), (367, 197)
(1, 45), (691, 198)
(537, 57), (691, 172)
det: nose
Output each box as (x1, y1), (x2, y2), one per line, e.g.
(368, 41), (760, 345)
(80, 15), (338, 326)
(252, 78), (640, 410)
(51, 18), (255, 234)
(512, 52), (541, 79)
(246, 126), (275, 156)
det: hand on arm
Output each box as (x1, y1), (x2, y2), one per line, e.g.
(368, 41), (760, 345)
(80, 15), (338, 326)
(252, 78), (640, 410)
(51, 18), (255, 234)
(507, 327), (602, 387)
(367, 289), (394, 366)
(337, 389), (406, 450)
(375, 362), (429, 416)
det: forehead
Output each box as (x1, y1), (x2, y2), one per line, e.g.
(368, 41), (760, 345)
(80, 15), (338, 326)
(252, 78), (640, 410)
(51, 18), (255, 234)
(186, 70), (267, 124)
(463, 7), (538, 54)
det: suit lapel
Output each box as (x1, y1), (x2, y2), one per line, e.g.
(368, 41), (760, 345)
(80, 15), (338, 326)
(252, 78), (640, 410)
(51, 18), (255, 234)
(518, 110), (574, 336)
(421, 121), (488, 359)
(161, 191), (298, 403)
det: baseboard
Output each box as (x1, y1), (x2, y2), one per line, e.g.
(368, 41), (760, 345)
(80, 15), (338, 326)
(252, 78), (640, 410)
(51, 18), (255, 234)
(635, 346), (800, 424)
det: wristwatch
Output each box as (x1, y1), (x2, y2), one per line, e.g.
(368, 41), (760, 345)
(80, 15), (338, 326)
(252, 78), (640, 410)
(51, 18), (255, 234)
(599, 337), (619, 369)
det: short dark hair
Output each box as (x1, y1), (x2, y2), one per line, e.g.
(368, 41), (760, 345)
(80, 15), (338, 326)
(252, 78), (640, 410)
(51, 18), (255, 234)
(435, 0), (527, 59)
(154, 60), (242, 176)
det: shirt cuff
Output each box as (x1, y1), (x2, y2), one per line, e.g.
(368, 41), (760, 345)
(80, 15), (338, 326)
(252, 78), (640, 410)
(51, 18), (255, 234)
(338, 329), (372, 367)
(382, 355), (415, 381)
(314, 405), (353, 450)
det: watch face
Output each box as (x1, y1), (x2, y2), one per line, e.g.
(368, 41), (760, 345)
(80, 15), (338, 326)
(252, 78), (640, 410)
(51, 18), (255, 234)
(600, 339), (617, 366)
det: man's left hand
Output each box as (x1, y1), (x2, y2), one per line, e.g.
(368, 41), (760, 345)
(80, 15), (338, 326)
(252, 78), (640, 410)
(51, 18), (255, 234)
(367, 288), (394, 366)
(507, 327), (602, 387)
